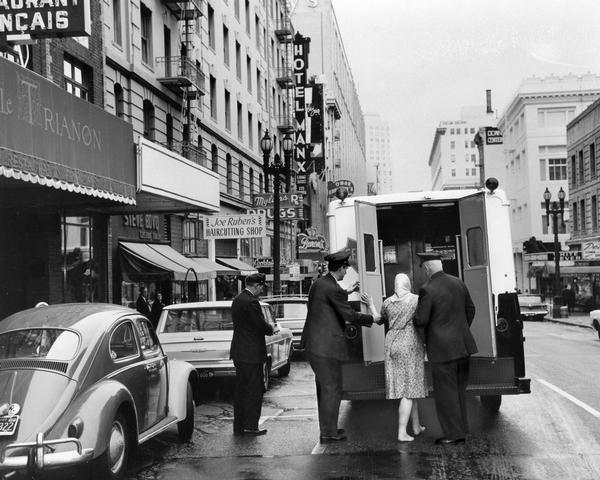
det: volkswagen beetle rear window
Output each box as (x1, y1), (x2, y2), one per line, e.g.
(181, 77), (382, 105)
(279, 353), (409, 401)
(0, 329), (79, 360)
(164, 308), (234, 332)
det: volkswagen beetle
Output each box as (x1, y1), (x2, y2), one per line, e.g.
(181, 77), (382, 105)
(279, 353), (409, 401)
(0, 303), (199, 479)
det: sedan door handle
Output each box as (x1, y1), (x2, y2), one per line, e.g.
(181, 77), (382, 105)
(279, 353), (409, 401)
(145, 364), (158, 373)
(193, 336), (204, 341)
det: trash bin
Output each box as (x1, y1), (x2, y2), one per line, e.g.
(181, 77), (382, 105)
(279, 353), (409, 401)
(560, 306), (569, 318)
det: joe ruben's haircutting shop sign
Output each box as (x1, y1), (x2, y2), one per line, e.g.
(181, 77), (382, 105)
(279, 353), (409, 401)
(0, 0), (91, 38)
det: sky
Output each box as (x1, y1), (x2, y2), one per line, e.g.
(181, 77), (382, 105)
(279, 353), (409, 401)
(330, 0), (600, 192)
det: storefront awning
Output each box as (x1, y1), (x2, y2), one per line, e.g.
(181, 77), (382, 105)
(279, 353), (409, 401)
(120, 242), (216, 281)
(192, 257), (238, 276)
(216, 257), (258, 276)
(547, 265), (600, 275)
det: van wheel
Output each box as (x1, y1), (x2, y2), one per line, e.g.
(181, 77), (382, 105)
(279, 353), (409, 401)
(177, 382), (195, 441)
(480, 395), (502, 412)
(262, 361), (270, 392)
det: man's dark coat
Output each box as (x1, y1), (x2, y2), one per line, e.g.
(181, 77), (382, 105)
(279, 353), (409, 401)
(230, 289), (274, 363)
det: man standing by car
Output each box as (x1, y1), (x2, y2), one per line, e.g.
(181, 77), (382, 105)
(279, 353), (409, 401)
(301, 249), (377, 444)
(136, 286), (151, 319)
(414, 251), (477, 446)
(230, 273), (274, 436)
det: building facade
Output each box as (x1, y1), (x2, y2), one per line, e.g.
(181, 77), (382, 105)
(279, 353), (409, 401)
(491, 74), (600, 295)
(364, 113), (393, 195)
(291, 0), (367, 243)
(565, 97), (600, 310)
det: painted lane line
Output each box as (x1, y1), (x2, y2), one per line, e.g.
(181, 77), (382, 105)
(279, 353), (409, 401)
(536, 377), (600, 419)
(311, 442), (326, 455)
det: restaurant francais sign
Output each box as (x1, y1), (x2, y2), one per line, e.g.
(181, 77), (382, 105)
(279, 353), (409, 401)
(0, 0), (91, 38)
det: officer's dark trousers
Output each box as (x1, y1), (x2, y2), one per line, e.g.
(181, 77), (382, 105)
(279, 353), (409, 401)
(233, 361), (264, 431)
(431, 356), (470, 439)
(306, 352), (342, 437)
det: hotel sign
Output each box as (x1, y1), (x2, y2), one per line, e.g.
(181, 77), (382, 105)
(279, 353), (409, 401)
(0, 0), (91, 38)
(293, 32), (310, 193)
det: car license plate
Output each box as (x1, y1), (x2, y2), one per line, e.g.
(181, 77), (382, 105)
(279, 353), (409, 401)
(0, 416), (19, 436)
(198, 370), (214, 379)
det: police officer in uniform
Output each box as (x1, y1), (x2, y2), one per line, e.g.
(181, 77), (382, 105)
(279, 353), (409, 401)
(301, 249), (377, 443)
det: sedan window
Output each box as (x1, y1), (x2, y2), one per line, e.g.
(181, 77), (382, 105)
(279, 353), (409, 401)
(135, 319), (160, 354)
(109, 322), (139, 360)
(164, 308), (233, 332)
(0, 329), (79, 360)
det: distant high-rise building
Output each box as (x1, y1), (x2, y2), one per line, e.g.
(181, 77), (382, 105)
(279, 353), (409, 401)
(428, 106), (495, 190)
(365, 114), (393, 194)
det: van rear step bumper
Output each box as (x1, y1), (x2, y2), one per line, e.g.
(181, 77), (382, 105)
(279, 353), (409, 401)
(342, 378), (530, 401)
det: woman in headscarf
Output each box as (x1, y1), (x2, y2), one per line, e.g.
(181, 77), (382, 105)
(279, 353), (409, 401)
(381, 273), (427, 441)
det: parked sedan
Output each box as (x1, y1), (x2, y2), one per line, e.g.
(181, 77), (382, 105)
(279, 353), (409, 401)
(518, 294), (549, 321)
(0, 303), (198, 480)
(262, 295), (307, 350)
(156, 301), (293, 390)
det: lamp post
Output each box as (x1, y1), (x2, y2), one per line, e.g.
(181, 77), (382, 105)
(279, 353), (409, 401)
(544, 186), (566, 318)
(261, 130), (293, 296)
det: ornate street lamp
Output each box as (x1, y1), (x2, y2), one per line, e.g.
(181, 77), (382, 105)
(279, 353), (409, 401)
(261, 130), (293, 296)
(544, 186), (566, 318)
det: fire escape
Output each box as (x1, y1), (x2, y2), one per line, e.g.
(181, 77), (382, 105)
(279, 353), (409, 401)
(274, 1), (294, 136)
(156, 0), (207, 167)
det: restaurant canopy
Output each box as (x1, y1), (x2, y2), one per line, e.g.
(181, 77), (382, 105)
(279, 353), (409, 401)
(119, 242), (216, 281)
(216, 257), (257, 276)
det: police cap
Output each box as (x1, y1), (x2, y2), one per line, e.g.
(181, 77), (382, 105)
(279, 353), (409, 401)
(324, 249), (351, 267)
(416, 251), (442, 264)
(246, 273), (266, 286)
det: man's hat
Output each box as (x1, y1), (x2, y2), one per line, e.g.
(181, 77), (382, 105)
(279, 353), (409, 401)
(246, 273), (266, 286)
(324, 249), (351, 266)
(416, 251), (442, 263)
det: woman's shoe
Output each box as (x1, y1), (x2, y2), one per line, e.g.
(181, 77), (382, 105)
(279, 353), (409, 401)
(412, 425), (426, 436)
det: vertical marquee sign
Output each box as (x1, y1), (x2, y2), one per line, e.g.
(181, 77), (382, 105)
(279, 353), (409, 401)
(307, 80), (325, 175)
(293, 32), (310, 194)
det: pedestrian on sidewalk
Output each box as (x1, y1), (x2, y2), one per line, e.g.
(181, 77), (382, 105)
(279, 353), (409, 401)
(230, 273), (274, 436)
(414, 251), (477, 446)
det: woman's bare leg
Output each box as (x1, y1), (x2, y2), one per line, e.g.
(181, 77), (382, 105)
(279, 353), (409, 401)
(398, 398), (414, 441)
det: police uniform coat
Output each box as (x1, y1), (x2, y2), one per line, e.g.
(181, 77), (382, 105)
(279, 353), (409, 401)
(413, 271), (477, 361)
(230, 289), (274, 364)
(301, 273), (373, 361)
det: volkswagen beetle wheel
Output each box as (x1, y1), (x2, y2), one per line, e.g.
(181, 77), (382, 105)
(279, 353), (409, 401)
(107, 413), (128, 478)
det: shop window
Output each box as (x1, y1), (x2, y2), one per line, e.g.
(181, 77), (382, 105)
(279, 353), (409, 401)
(114, 83), (125, 119)
(64, 55), (91, 101)
(226, 154), (232, 193)
(61, 216), (97, 303)
(211, 144), (219, 173)
(143, 100), (155, 140)
(183, 219), (196, 255)
(140, 3), (152, 65)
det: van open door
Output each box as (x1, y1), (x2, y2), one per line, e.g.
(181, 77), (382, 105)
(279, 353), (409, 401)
(354, 200), (385, 364)
(458, 193), (497, 358)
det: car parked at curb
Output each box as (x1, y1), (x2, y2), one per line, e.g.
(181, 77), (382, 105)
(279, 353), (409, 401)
(590, 310), (600, 339)
(518, 294), (549, 321)
(156, 300), (293, 391)
(0, 303), (198, 480)
(262, 295), (308, 350)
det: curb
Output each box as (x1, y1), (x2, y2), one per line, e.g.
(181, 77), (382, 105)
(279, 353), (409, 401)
(544, 317), (593, 329)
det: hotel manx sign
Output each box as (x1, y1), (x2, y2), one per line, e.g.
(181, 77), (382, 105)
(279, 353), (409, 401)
(0, 0), (91, 38)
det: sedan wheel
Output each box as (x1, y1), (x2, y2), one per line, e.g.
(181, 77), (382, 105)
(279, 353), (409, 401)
(262, 361), (270, 392)
(177, 382), (195, 441)
(95, 413), (129, 480)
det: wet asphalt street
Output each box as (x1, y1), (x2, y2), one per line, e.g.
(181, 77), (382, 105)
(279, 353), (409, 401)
(123, 321), (600, 480)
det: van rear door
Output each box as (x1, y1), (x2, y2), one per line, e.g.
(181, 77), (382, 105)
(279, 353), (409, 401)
(354, 200), (385, 364)
(458, 192), (497, 358)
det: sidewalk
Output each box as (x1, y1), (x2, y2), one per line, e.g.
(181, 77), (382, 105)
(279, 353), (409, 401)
(543, 312), (592, 329)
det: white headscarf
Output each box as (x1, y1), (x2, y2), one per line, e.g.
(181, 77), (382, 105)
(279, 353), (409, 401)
(389, 273), (417, 303)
